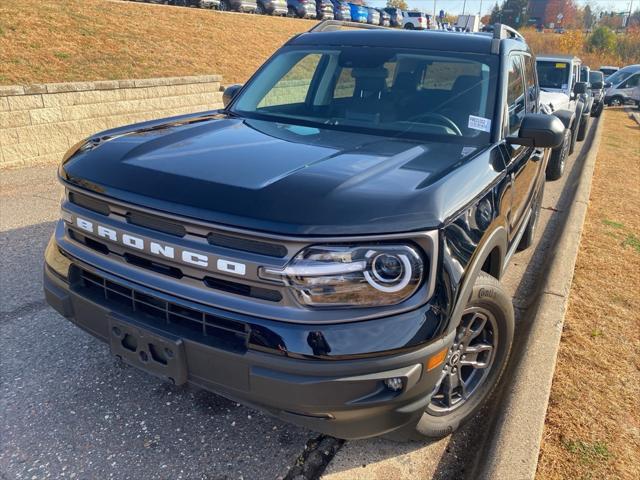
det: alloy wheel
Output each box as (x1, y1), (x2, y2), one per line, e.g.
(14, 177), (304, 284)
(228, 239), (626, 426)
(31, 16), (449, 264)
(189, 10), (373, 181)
(428, 307), (498, 414)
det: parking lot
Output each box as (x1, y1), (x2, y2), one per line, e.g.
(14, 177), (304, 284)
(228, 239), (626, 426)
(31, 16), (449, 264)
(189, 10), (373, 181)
(0, 119), (598, 479)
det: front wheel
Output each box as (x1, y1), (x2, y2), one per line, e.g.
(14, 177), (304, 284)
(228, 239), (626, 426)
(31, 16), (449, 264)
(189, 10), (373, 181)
(608, 96), (624, 107)
(577, 115), (589, 141)
(404, 23), (414, 29)
(546, 127), (571, 181)
(218, 0), (229, 11)
(406, 273), (514, 439)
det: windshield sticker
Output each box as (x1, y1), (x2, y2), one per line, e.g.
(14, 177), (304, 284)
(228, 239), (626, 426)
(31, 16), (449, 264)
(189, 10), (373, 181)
(286, 125), (319, 136)
(556, 63), (567, 69)
(468, 115), (491, 133)
(461, 146), (477, 157)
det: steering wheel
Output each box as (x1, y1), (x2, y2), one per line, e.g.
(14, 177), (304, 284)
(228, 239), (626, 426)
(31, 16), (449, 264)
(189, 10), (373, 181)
(409, 112), (462, 136)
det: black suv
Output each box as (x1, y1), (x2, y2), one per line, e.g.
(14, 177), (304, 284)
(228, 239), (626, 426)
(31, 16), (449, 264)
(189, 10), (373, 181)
(44, 22), (562, 440)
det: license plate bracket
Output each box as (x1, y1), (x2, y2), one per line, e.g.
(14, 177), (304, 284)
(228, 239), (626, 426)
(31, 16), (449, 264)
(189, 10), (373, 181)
(108, 315), (188, 386)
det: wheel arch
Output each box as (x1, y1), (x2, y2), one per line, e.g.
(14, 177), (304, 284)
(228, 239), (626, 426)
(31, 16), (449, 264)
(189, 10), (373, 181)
(552, 109), (576, 131)
(444, 225), (508, 336)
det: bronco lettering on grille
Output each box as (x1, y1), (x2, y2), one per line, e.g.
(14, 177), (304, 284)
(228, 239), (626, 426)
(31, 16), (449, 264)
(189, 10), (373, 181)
(72, 216), (246, 276)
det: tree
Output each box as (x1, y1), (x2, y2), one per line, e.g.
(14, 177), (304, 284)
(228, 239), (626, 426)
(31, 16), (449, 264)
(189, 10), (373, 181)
(583, 5), (595, 29)
(493, 0), (528, 28)
(490, 2), (501, 24)
(587, 26), (617, 53)
(386, 0), (408, 10)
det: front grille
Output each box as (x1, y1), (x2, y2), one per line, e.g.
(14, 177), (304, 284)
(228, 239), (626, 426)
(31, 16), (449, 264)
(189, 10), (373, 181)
(67, 228), (282, 302)
(69, 191), (110, 216)
(76, 268), (249, 353)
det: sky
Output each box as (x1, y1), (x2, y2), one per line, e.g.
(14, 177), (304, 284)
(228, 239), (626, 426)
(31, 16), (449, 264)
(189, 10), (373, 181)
(366, 0), (637, 17)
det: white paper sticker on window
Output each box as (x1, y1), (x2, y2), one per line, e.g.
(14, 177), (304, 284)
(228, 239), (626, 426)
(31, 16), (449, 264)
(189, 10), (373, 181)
(468, 115), (491, 133)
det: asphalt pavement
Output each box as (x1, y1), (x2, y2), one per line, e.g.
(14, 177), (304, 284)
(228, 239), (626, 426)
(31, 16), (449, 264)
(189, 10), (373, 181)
(0, 126), (590, 480)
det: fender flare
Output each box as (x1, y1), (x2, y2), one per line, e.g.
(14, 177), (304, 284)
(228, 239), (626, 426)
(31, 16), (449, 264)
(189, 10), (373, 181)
(552, 109), (575, 130)
(444, 224), (509, 336)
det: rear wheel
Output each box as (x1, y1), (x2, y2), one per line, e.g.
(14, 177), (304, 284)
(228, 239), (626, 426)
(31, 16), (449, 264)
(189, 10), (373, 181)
(546, 127), (571, 181)
(404, 23), (414, 29)
(577, 115), (589, 141)
(400, 273), (514, 440)
(256, 2), (264, 14)
(518, 181), (544, 251)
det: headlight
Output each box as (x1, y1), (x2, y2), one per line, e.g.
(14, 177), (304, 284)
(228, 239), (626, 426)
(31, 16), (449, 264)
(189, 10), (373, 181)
(260, 244), (424, 308)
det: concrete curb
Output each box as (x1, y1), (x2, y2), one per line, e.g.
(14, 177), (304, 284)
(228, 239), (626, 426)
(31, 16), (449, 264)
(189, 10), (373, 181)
(477, 116), (604, 480)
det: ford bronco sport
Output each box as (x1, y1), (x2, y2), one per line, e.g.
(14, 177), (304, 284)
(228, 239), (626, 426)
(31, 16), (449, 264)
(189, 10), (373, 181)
(44, 21), (563, 440)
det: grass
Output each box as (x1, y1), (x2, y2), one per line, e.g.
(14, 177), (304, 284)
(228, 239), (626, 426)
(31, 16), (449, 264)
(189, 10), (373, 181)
(536, 108), (640, 480)
(0, 0), (314, 85)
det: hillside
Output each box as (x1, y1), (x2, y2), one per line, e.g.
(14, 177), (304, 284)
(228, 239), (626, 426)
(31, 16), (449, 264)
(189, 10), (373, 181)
(0, 0), (313, 85)
(1, 1), (638, 87)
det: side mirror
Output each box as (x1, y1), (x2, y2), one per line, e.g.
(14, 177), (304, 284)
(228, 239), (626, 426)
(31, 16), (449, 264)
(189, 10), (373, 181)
(506, 113), (565, 149)
(605, 81), (612, 88)
(223, 84), (243, 108)
(573, 81), (588, 94)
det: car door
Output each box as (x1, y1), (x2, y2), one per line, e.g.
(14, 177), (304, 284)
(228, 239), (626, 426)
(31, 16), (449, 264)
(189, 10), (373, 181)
(504, 54), (538, 239)
(617, 73), (640, 101)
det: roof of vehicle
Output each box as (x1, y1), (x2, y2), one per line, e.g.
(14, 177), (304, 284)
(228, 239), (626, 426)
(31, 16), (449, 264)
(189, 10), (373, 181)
(288, 29), (526, 54)
(536, 54), (581, 63)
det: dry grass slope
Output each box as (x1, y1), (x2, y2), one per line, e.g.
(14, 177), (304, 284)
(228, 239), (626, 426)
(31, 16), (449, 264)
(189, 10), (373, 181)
(536, 109), (640, 480)
(0, 0), (313, 85)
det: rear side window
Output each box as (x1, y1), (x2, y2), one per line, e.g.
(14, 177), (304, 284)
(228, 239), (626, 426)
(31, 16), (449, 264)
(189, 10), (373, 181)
(506, 56), (526, 135)
(621, 74), (640, 88)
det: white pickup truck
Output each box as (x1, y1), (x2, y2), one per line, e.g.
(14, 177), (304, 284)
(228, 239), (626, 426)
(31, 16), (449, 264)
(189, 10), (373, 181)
(536, 55), (591, 180)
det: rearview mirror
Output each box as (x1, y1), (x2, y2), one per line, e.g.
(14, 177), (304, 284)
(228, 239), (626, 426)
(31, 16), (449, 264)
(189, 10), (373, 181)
(573, 81), (588, 94)
(223, 84), (243, 108)
(506, 114), (565, 149)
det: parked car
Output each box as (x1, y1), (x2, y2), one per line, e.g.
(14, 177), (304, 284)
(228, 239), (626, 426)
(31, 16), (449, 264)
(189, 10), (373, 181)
(200, 0), (221, 8)
(605, 69), (640, 106)
(257, 0), (287, 15)
(536, 54), (591, 180)
(219, 0), (257, 12)
(603, 64), (640, 89)
(599, 66), (619, 78)
(45, 21), (563, 442)
(377, 9), (390, 26)
(403, 11), (432, 30)
(315, 0), (334, 19)
(166, 0), (203, 6)
(366, 6), (380, 25)
(588, 70), (605, 117)
(348, 2), (367, 23)
(579, 65), (594, 116)
(287, 0), (316, 18)
(383, 7), (404, 27)
(329, 0), (350, 21)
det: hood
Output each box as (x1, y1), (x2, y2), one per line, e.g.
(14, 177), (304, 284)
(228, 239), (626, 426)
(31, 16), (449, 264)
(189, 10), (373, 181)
(61, 112), (499, 235)
(539, 91), (570, 112)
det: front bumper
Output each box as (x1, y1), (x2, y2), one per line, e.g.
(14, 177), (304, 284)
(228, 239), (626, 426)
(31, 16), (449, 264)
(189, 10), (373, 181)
(44, 241), (454, 439)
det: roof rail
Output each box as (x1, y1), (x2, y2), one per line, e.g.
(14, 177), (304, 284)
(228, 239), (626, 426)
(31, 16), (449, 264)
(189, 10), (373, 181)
(309, 20), (389, 33)
(489, 23), (525, 54)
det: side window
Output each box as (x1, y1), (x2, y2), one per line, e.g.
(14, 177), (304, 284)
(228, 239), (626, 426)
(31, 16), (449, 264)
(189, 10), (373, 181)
(258, 54), (322, 108)
(523, 55), (538, 112)
(506, 55), (526, 135)
(622, 74), (640, 88)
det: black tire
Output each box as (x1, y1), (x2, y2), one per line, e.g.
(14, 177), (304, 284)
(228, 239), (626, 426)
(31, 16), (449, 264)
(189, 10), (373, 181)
(517, 180), (544, 251)
(608, 95), (624, 107)
(218, 0), (228, 11)
(546, 127), (571, 181)
(287, 6), (295, 17)
(401, 273), (514, 440)
(591, 102), (602, 118)
(577, 114), (589, 141)
(404, 23), (414, 29)
(256, 2), (264, 14)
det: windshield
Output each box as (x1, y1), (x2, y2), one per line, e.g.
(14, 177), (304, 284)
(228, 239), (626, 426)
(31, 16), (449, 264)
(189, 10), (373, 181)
(589, 71), (603, 84)
(606, 67), (640, 86)
(536, 61), (570, 89)
(231, 46), (498, 144)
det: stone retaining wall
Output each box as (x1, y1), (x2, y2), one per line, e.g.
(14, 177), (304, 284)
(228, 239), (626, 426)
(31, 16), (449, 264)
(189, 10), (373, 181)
(0, 75), (223, 168)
